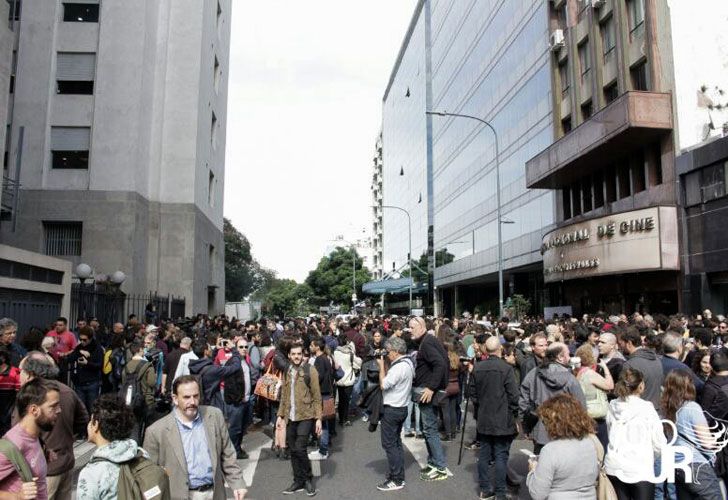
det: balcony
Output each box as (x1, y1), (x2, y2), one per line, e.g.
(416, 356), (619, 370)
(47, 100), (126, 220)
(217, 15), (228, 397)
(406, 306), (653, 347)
(526, 91), (673, 189)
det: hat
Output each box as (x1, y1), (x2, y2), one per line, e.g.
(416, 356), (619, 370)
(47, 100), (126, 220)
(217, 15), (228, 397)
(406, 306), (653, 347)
(145, 324), (159, 333)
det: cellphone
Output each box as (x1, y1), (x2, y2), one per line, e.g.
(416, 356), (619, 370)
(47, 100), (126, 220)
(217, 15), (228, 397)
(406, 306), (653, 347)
(520, 449), (537, 459)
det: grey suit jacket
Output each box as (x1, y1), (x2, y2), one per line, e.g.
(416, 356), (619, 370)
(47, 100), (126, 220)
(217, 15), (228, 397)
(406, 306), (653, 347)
(143, 406), (245, 500)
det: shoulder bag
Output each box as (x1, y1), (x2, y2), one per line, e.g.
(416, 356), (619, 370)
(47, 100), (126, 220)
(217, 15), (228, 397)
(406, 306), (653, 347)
(254, 362), (282, 401)
(588, 434), (618, 500)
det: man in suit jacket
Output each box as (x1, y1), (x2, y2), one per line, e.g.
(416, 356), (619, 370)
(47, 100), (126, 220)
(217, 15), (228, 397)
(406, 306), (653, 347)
(143, 374), (246, 500)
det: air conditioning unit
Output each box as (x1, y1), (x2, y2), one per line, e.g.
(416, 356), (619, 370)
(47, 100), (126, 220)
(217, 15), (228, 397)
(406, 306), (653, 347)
(550, 30), (565, 51)
(591, 0), (606, 8)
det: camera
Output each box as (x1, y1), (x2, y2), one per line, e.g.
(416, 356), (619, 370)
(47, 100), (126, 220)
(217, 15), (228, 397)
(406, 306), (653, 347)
(568, 356), (581, 370)
(373, 349), (389, 359)
(459, 356), (474, 364)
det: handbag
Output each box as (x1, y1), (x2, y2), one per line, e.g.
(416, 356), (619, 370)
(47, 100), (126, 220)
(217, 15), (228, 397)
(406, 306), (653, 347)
(589, 434), (618, 500)
(254, 363), (282, 401)
(580, 372), (609, 419)
(322, 396), (336, 418)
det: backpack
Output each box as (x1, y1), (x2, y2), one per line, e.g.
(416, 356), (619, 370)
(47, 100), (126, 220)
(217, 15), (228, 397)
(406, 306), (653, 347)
(0, 438), (32, 483)
(112, 347), (127, 382)
(93, 450), (171, 500)
(103, 349), (113, 376)
(119, 361), (151, 414)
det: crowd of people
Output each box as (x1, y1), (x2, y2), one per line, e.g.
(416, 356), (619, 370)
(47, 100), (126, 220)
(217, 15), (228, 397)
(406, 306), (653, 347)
(0, 308), (728, 499)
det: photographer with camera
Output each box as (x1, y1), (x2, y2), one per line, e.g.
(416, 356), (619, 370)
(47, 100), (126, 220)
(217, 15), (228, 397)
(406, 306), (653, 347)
(66, 326), (104, 412)
(375, 336), (414, 492)
(519, 342), (585, 454)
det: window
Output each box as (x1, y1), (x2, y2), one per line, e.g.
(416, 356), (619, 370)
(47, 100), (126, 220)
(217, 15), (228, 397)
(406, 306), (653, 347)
(631, 61), (648, 91)
(56, 52), (96, 95)
(208, 170), (215, 206)
(593, 171), (605, 208)
(8, 0), (20, 22)
(601, 16), (616, 60)
(627, 0), (645, 37)
(604, 82), (619, 104)
(618, 162), (632, 199)
(43, 221), (82, 256)
(213, 55), (221, 92)
(51, 127), (90, 169)
(582, 178), (593, 212)
(562, 115), (572, 134)
(62, 3), (99, 23)
(209, 244), (215, 278)
(578, 40), (591, 79)
(581, 100), (594, 120)
(9, 51), (16, 94)
(562, 188), (572, 220)
(559, 60), (570, 97)
(701, 162), (728, 203)
(211, 112), (217, 149)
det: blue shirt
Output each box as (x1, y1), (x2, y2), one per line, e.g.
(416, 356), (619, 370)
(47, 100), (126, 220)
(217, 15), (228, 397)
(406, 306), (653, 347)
(674, 401), (712, 464)
(174, 410), (214, 488)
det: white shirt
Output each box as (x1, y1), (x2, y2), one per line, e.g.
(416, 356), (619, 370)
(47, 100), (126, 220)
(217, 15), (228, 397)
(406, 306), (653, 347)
(382, 357), (414, 408)
(174, 351), (199, 381)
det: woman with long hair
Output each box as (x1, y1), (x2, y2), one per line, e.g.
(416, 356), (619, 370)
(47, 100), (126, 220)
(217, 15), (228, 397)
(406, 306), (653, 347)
(661, 370), (722, 499)
(527, 394), (600, 499)
(440, 342), (461, 441)
(691, 348), (711, 383)
(604, 368), (665, 500)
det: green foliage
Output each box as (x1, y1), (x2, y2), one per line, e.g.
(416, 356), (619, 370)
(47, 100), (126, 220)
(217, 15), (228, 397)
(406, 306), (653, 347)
(507, 294), (531, 320)
(261, 279), (313, 318)
(305, 247), (372, 306)
(224, 218), (272, 302)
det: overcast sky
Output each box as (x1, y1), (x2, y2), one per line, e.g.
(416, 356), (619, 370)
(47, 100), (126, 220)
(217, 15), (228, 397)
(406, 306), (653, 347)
(223, 0), (417, 282)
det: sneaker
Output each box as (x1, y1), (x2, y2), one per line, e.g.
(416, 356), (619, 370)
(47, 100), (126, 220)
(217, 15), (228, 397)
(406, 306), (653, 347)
(479, 491), (495, 500)
(362, 414), (369, 422)
(377, 480), (405, 491)
(308, 450), (328, 460)
(466, 441), (481, 450)
(305, 480), (318, 497)
(421, 467), (450, 482)
(404, 431), (415, 438)
(282, 482), (305, 495)
(419, 464), (434, 474)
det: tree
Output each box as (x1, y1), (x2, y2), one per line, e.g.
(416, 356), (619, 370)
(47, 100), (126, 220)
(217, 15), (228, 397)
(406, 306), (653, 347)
(305, 247), (372, 306)
(261, 279), (313, 318)
(507, 294), (532, 321)
(224, 218), (270, 302)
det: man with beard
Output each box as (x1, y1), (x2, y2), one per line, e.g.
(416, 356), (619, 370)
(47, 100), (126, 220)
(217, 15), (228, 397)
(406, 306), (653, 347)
(143, 375), (247, 500)
(0, 378), (61, 499)
(16, 352), (88, 500)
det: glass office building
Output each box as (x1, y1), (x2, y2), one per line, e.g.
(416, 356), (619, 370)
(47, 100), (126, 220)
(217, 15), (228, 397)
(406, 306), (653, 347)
(381, 0), (555, 315)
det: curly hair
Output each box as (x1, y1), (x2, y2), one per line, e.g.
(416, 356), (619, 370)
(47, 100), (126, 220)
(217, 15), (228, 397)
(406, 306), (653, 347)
(691, 348), (710, 377)
(575, 344), (595, 367)
(89, 394), (135, 442)
(661, 370), (696, 423)
(538, 394), (595, 440)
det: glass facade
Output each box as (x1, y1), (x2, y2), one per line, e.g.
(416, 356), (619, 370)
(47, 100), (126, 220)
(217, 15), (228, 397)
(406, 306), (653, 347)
(382, 0), (555, 290)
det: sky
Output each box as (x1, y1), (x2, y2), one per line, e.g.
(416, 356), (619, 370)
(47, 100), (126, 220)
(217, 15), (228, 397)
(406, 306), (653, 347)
(223, 0), (418, 282)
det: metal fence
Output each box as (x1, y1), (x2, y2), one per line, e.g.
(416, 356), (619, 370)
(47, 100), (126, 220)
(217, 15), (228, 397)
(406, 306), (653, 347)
(71, 283), (186, 328)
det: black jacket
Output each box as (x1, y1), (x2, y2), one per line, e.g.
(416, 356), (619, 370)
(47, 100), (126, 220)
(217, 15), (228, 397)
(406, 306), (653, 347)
(189, 353), (241, 405)
(67, 340), (104, 385)
(223, 358), (259, 405)
(414, 334), (448, 392)
(700, 374), (728, 424)
(314, 355), (334, 396)
(468, 357), (519, 436)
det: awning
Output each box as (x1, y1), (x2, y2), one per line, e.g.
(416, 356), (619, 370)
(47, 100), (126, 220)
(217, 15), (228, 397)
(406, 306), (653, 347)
(362, 277), (427, 295)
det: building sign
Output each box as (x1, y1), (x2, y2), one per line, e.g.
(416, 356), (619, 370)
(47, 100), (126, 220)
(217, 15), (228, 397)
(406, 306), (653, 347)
(541, 207), (679, 283)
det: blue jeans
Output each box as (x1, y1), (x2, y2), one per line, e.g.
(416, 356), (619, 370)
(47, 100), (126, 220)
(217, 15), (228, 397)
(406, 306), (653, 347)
(404, 401), (421, 433)
(349, 372), (365, 414)
(74, 380), (100, 413)
(318, 417), (331, 456)
(381, 405), (408, 483)
(675, 462), (722, 500)
(226, 399), (254, 454)
(420, 402), (447, 469)
(478, 435), (513, 495)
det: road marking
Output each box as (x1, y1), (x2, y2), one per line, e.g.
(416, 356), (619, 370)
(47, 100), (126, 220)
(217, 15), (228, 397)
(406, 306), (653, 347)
(402, 435), (428, 468)
(240, 429), (272, 487)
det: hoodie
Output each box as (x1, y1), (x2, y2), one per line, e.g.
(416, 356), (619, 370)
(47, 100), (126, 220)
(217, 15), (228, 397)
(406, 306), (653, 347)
(519, 362), (586, 445)
(623, 348), (664, 409)
(333, 343), (361, 387)
(189, 353), (241, 406)
(76, 439), (148, 500)
(604, 395), (665, 483)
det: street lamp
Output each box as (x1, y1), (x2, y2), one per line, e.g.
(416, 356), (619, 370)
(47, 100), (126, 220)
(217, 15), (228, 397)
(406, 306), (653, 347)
(426, 110), (506, 318)
(75, 263), (93, 325)
(381, 205), (413, 314)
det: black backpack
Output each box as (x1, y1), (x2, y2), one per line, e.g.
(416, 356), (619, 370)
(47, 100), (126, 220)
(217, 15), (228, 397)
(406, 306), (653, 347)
(119, 361), (151, 414)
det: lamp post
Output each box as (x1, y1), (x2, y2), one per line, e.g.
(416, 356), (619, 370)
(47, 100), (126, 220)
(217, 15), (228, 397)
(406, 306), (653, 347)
(75, 263), (93, 324)
(381, 205), (413, 314)
(426, 111), (506, 318)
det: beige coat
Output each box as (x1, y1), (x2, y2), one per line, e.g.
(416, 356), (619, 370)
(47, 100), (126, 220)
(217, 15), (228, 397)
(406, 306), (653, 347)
(143, 406), (245, 500)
